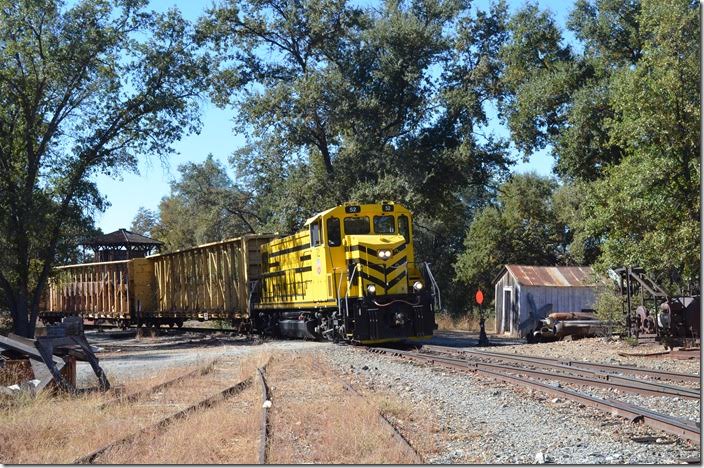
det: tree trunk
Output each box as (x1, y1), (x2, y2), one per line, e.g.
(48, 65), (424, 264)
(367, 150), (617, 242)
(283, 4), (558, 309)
(11, 292), (32, 338)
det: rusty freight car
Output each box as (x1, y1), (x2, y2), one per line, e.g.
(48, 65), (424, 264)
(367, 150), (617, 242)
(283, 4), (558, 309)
(42, 234), (275, 328)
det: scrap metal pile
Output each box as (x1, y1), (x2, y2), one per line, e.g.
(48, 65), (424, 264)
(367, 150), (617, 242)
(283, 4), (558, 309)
(0, 316), (109, 396)
(531, 311), (610, 342)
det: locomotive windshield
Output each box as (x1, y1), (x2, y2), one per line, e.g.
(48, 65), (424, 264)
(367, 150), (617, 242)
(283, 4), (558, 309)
(327, 217), (341, 246)
(344, 216), (370, 234)
(373, 215), (395, 234)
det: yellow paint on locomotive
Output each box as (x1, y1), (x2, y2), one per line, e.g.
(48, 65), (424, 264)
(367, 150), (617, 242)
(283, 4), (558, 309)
(256, 202), (424, 311)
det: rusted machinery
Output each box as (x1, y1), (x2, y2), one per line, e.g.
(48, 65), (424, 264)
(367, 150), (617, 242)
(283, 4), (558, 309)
(531, 311), (611, 342)
(609, 267), (700, 347)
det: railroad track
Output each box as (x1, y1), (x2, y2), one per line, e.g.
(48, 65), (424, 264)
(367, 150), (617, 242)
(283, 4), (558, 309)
(341, 380), (424, 463)
(425, 344), (701, 385)
(420, 345), (700, 399)
(74, 359), (269, 464)
(99, 360), (220, 410)
(257, 366), (271, 464)
(86, 324), (241, 335)
(368, 347), (701, 445)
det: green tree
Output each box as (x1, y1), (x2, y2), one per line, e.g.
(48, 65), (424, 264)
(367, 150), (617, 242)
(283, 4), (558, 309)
(495, 0), (699, 288)
(149, 155), (261, 251)
(0, 0), (208, 337)
(130, 208), (159, 238)
(454, 173), (572, 296)
(199, 0), (514, 311)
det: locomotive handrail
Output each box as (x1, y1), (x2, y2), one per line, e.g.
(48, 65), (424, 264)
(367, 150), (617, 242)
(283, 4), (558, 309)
(334, 267), (347, 317)
(344, 263), (361, 317)
(423, 262), (442, 312)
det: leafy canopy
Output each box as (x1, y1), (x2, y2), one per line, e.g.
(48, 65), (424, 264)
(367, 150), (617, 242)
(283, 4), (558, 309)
(0, 0), (208, 336)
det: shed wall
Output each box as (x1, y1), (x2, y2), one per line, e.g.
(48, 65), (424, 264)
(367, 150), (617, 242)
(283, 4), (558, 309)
(494, 270), (519, 334)
(516, 285), (597, 336)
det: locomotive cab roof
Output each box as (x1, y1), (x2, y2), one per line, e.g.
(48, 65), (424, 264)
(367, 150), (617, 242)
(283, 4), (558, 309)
(303, 201), (403, 226)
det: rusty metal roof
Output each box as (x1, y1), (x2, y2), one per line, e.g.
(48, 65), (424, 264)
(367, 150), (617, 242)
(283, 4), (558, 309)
(503, 265), (599, 287)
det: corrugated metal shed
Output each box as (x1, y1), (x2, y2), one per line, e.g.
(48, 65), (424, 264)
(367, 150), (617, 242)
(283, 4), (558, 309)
(504, 265), (598, 287)
(493, 265), (602, 338)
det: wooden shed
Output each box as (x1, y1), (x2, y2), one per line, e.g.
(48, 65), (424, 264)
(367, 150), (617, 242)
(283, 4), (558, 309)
(493, 265), (601, 338)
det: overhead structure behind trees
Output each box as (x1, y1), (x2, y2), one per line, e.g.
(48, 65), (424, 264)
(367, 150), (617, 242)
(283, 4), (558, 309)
(82, 229), (163, 262)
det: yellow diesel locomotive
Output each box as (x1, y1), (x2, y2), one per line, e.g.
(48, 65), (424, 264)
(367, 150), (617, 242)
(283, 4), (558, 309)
(252, 202), (440, 344)
(42, 202), (439, 344)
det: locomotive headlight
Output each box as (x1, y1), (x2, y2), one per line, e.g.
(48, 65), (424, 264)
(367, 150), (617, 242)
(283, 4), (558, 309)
(378, 250), (391, 259)
(413, 281), (424, 291)
(367, 284), (376, 295)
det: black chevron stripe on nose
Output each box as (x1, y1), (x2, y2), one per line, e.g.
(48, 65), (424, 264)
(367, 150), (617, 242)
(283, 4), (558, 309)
(349, 257), (407, 276)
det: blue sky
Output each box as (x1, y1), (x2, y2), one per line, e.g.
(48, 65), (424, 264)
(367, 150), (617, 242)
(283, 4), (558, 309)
(94, 0), (575, 233)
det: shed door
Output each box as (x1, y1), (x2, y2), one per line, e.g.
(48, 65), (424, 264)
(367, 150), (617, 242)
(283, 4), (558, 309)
(503, 288), (512, 333)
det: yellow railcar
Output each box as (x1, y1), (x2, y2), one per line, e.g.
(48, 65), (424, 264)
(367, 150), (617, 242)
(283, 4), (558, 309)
(252, 202), (439, 344)
(41, 202), (439, 344)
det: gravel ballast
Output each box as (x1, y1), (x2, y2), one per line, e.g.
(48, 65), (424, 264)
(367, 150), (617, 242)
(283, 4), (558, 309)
(325, 346), (701, 464)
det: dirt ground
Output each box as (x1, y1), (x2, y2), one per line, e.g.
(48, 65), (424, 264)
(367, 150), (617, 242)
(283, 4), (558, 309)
(0, 327), (700, 464)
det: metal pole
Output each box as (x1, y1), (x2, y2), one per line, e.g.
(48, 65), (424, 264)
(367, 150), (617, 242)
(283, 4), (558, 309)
(478, 302), (489, 346)
(625, 267), (633, 337)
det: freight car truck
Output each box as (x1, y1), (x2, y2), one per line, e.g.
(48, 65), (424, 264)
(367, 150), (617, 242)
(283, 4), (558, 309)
(42, 234), (275, 328)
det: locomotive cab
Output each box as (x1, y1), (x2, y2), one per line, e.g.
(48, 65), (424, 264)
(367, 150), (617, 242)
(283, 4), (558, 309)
(255, 201), (438, 344)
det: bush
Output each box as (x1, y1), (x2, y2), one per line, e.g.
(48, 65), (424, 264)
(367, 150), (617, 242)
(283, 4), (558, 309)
(594, 285), (625, 335)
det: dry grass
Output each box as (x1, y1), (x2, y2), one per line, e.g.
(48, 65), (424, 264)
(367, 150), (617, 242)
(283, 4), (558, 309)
(368, 390), (443, 460)
(266, 352), (419, 464)
(98, 385), (261, 464)
(0, 360), (34, 387)
(96, 353), (268, 464)
(0, 354), (270, 464)
(436, 312), (496, 333)
(0, 389), (155, 464)
(0, 349), (428, 464)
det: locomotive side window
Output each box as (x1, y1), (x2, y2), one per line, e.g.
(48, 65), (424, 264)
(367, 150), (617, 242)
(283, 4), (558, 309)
(374, 215), (395, 234)
(310, 220), (322, 246)
(398, 215), (410, 241)
(326, 217), (341, 246)
(344, 216), (370, 235)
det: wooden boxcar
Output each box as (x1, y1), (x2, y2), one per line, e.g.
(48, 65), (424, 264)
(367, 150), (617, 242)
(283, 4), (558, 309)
(43, 234), (274, 327)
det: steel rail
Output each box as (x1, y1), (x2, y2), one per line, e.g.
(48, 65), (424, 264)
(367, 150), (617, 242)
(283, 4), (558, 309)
(369, 348), (701, 445)
(341, 381), (424, 463)
(99, 359), (220, 410)
(85, 324), (240, 335)
(410, 349), (698, 399)
(421, 346), (700, 399)
(257, 367), (271, 465)
(424, 345), (701, 385)
(74, 376), (254, 464)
